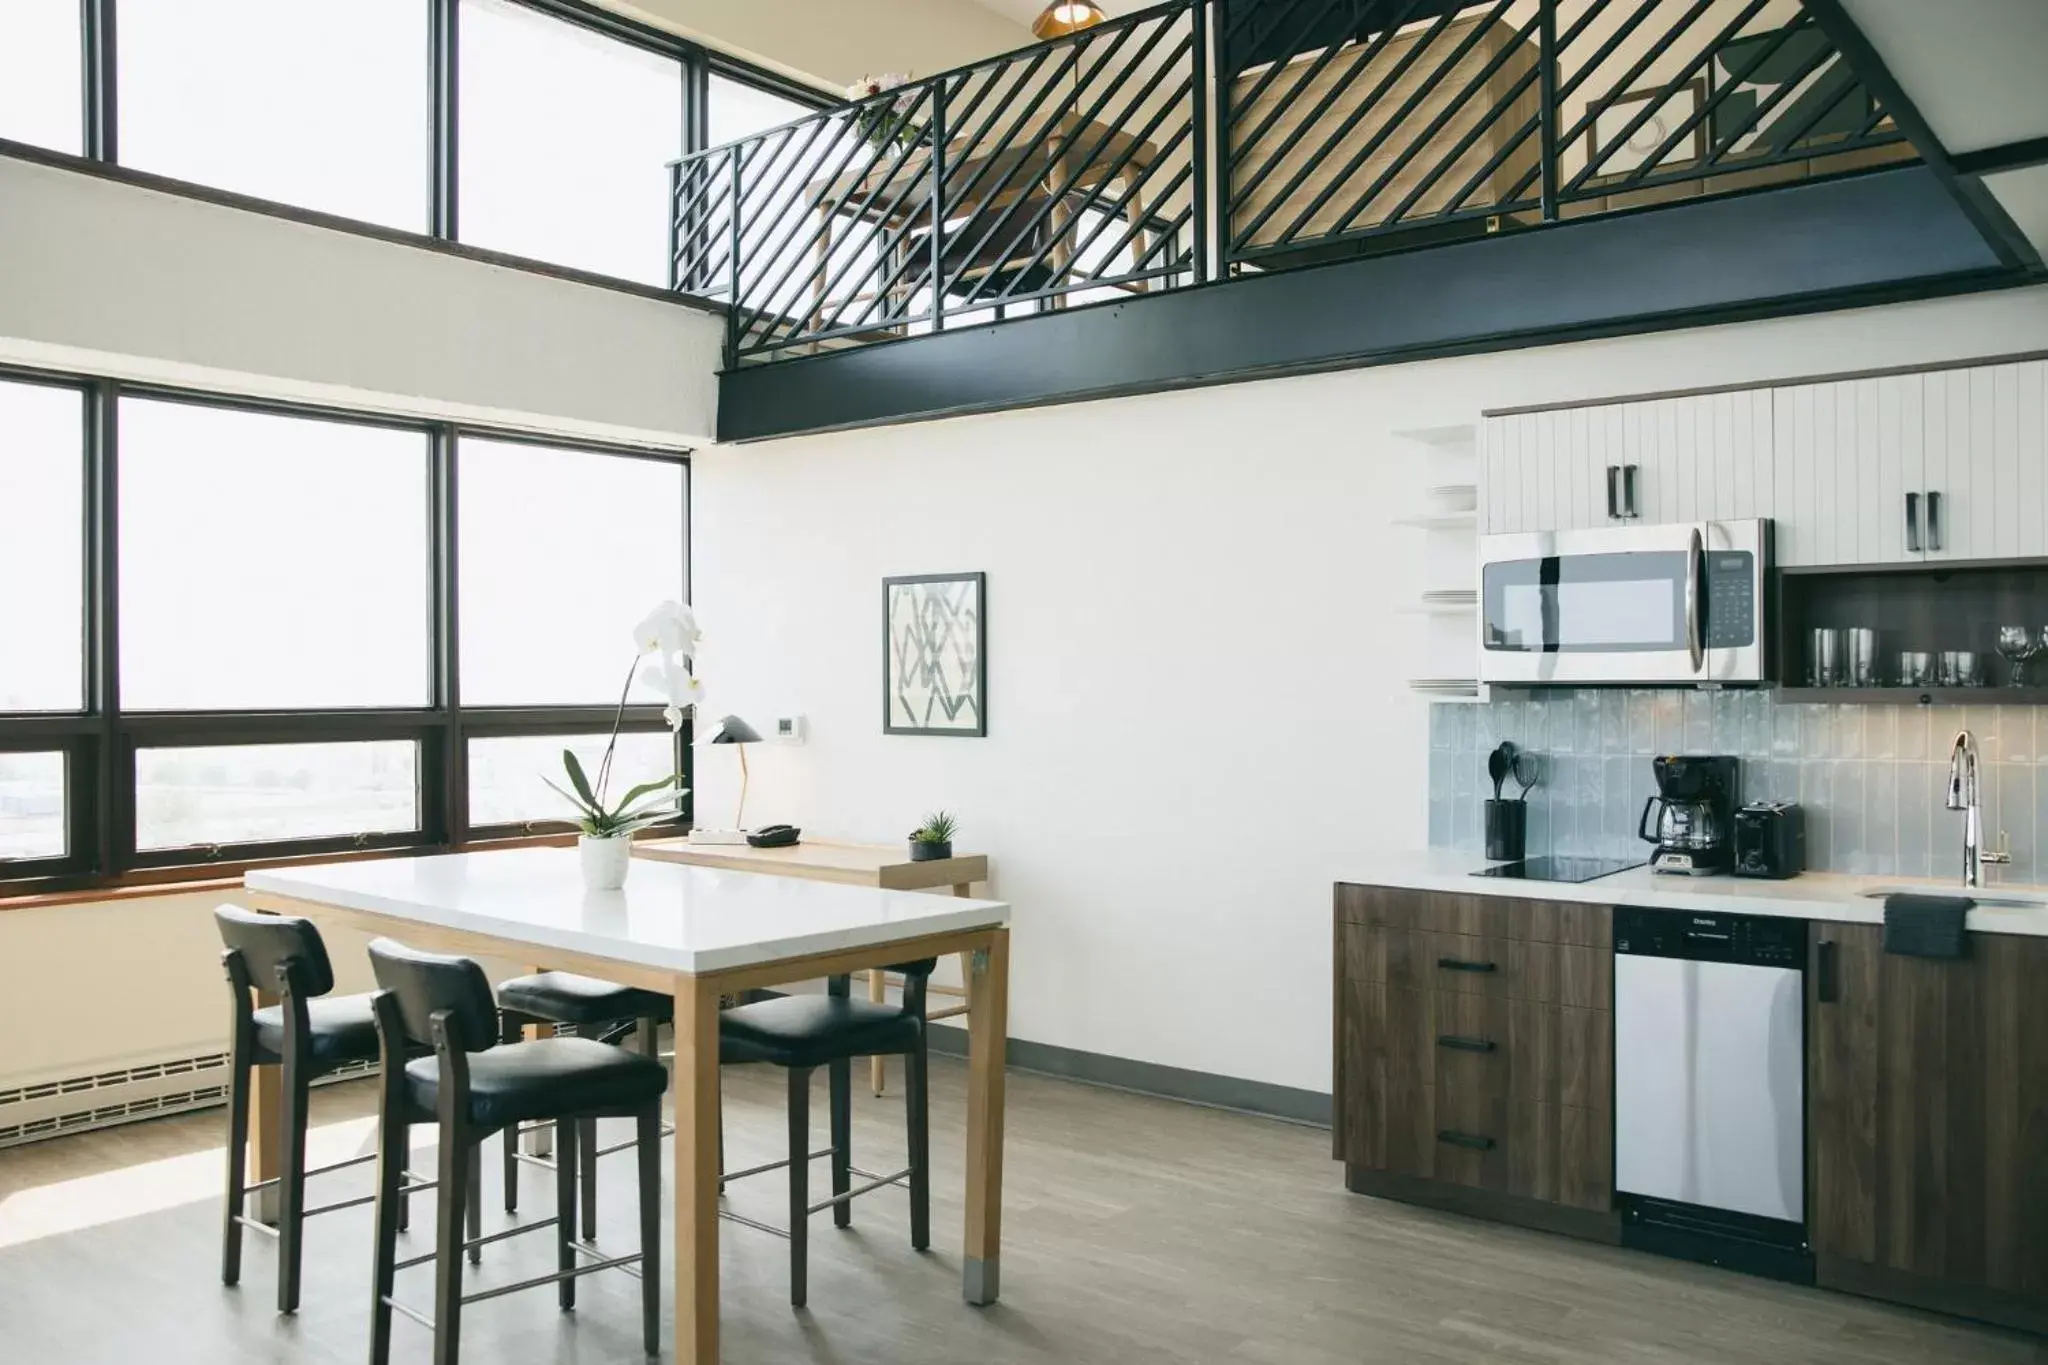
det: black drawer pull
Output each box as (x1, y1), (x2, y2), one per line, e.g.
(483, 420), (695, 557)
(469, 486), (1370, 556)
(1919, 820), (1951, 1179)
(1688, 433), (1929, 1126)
(1436, 1035), (1496, 1053)
(1436, 957), (1497, 973)
(1436, 1130), (1496, 1151)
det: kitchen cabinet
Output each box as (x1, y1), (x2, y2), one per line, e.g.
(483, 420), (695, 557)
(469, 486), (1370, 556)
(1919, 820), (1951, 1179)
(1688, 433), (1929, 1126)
(1807, 921), (2048, 1332)
(1481, 390), (1774, 535)
(1774, 361), (2048, 567)
(1334, 885), (1614, 1227)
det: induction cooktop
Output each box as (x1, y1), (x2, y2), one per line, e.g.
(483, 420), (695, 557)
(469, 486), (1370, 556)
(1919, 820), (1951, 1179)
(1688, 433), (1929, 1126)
(1473, 855), (1644, 884)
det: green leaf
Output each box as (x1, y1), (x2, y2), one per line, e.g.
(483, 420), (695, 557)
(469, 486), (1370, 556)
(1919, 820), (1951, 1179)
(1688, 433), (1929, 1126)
(562, 750), (599, 810)
(613, 773), (680, 811)
(540, 775), (600, 820)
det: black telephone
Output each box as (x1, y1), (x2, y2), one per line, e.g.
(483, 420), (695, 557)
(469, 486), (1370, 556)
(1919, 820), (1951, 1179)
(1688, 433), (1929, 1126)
(747, 824), (801, 848)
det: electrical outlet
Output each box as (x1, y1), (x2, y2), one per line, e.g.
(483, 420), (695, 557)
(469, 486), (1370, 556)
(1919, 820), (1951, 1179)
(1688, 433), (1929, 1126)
(772, 715), (807, 744)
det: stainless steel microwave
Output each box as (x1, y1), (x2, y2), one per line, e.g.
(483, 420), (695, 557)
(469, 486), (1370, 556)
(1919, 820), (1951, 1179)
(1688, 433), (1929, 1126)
(1477, 519), (1771, 686)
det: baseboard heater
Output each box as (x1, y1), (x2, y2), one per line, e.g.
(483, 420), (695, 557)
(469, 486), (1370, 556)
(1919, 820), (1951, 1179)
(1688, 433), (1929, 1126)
(0, 1052), (370, 1149)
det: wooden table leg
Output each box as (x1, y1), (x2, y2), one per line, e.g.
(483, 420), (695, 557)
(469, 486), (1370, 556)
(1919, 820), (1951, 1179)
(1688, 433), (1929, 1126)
(249, 983), (283, 1224)
(869, 968), (889, 1096)
(963, 927), (1009, 1305)
(673, 971), (723, 1365)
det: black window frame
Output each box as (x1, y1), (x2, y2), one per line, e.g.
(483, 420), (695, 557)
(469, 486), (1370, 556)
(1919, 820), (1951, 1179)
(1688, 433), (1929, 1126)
(0, 364), (694, 896)
(15, 0), (833, 292)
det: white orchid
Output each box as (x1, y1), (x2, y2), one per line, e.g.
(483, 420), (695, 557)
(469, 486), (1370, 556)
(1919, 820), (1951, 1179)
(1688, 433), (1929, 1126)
(633, 600), (703, 733)
(545, 602), (701, 835)
(635, 599), (702, 666)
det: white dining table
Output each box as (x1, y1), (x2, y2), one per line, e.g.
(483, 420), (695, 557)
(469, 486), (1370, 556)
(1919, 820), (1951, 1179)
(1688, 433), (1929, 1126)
(244, 847), (1013, 1364)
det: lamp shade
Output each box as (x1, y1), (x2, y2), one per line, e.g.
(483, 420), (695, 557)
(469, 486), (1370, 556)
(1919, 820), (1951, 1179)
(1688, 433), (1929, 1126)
(708, 715), (763, 745)
(1032, 1), (1107, 39)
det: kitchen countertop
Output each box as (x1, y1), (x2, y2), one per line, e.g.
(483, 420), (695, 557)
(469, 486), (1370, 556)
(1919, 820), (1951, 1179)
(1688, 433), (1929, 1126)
(1351, 850), (2048, 938)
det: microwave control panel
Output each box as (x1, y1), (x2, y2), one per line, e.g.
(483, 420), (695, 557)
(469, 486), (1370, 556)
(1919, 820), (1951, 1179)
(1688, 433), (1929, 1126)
(1704, 551), (1755, 648)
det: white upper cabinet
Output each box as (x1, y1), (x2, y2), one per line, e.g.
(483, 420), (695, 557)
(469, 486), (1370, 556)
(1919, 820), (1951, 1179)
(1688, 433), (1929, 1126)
(1775, 361), (2048, 567)
(1481, 389), (1774, 535)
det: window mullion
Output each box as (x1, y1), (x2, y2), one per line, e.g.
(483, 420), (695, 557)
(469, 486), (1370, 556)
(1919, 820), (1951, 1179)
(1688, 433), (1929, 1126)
(85, 381), (123, 876)
(431, 425), (465, 844)
(431, 0), (459, 239)
(81, 0), (116, 162)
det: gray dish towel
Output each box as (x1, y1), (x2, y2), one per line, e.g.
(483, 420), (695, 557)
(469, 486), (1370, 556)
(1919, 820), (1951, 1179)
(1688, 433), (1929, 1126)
(1882, 893), (1971, 958)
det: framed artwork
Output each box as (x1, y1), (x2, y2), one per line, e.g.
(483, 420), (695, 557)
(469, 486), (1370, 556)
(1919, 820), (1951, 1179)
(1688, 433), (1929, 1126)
(884, 572), (986, 736)
(1586, 79), (1706, 179)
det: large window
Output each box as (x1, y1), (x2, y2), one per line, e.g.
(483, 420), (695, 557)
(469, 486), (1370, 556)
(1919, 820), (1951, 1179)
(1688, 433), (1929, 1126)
(118, 399), (431, 710)
(459, 436), (687, 705)
(0, 371), (690, 890)
(0, 379), (84, 712)
(117, 0), (429, 230)
(457, 0), (684, 284)
(0, 1), (82, 154)
(707, 72), (815, 148)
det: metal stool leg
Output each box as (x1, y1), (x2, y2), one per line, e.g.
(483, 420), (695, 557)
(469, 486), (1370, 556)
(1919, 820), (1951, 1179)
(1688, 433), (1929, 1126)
(579, 1119), (600, 1241)
(637, 1103), (662, 1355)
(220, 1036), (250, 1286)
(829, 1056), (852, 1229)
(466, 1142), (483, 1265)
(907, 1032), (931, 1251)
(788, 1066), (811, 1308)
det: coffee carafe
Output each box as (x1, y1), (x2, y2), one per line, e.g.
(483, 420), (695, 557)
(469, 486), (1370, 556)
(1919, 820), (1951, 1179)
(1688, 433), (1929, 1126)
(1638, 755), (1739, 875)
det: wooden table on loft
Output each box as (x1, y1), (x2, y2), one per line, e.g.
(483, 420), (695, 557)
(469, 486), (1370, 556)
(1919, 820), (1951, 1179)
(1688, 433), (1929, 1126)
(244, 847), (1012, 1365)
(804, 115), (1164, 341)
(636, 837), (991, 1095)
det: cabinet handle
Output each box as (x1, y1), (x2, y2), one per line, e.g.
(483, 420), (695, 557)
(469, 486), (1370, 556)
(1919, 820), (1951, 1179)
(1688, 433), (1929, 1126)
(1605, 465), (1620, 519)
(1817, 939), (1839, 1003)
(1436, 957), (1498, 973)
(1437, 1034), (1497, 1053)
(1622, 463), (1640, 519)
(1905, 492), (1922, 553)
(1925, 490), (1942, 552)
(1436, 1130), (1496, 1151)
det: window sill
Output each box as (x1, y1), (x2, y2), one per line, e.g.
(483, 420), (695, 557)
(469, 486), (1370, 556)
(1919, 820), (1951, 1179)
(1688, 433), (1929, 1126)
(0, 828), (682, 912)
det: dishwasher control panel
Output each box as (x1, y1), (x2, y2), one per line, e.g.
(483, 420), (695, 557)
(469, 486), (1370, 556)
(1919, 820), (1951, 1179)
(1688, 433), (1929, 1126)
(1614, 905), (1806, 969)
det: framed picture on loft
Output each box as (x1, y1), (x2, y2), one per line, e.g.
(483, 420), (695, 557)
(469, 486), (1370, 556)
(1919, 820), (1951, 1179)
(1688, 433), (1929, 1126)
(884, 571), (986, 737)
(1585, 78), (1706, 179)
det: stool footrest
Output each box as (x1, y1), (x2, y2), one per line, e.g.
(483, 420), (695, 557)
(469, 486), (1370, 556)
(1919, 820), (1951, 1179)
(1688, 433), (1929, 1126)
(393, 1216), (561, 1271)
(809, 1167), (911, 1214)
(461, 1252), (642, 1306)
(232, 1214), (282, 1240)
(717, 1207), (791, 1240)
(720, 1145), (834, 1185)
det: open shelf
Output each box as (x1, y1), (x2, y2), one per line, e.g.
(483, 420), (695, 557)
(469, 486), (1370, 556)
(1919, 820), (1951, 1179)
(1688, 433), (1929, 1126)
(1392, 512), (1478, 530)
(1775, 687), (2048, 705)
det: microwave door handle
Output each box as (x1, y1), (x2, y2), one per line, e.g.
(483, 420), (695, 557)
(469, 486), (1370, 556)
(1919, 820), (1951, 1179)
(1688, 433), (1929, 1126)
(1686, 525), (1705, 673)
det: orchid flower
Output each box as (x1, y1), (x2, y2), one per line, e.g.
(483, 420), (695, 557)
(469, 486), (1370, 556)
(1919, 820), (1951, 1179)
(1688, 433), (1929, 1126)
(635, 600), (702, 666)
(553, 602), (703, 831)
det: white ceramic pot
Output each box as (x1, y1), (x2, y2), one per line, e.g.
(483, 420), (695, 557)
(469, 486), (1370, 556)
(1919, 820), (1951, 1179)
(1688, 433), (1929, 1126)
(578, 834), (633, 891)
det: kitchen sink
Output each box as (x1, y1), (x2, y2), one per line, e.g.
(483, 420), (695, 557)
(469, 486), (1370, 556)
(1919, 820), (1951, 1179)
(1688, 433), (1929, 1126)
(1859, 886), (2048, 909)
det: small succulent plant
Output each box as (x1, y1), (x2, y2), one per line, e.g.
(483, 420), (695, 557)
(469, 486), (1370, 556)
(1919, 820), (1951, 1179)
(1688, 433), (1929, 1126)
(910, 810), (958, 845)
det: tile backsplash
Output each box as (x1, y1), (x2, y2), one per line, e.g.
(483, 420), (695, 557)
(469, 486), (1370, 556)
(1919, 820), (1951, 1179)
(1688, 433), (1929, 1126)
(1428, 691), (2048, 882)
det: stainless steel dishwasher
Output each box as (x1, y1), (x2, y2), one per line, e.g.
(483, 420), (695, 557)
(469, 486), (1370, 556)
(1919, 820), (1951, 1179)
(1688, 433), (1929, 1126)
(1612, 905), (1812, 1283)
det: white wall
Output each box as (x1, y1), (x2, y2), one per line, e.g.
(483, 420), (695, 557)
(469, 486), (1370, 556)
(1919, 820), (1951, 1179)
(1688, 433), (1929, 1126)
(692, 284), (2048, 1096)
(610, 0), (1033, 92)
(0, 155), (723, 448)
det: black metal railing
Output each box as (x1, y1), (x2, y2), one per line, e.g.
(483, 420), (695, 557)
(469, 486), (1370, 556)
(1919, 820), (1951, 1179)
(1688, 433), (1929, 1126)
(670, 1), (1205, 365)
(671, 0), (1912, 365)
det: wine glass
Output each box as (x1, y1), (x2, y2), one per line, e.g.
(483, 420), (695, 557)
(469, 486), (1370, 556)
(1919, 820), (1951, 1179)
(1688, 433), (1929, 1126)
(1997, 627), (2042, 687)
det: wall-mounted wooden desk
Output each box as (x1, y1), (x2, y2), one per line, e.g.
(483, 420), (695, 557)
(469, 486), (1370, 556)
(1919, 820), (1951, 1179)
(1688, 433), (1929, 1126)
(635, 838), (991, 1093)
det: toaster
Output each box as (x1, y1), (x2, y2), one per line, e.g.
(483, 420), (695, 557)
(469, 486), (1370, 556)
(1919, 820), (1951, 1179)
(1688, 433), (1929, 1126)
(1732, 802), (1805, 879)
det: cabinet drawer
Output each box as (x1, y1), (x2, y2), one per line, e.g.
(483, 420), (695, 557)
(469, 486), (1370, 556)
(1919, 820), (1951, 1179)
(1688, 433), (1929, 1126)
(1430, 995), (1612, 1110)
(1343, 921), (1612, 1008)
(1337, 884), (1612, 947)
(1335, 985), (1433, 1167)
(1428, 1091), (1613, 1211)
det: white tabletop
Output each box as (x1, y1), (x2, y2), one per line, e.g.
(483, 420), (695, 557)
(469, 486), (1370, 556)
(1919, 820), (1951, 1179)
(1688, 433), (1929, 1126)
(246, 847), (1011, 974)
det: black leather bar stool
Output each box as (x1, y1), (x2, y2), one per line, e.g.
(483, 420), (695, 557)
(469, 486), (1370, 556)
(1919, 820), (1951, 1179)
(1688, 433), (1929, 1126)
(495, 971), (672, 1236)
(718, 960), (935, 1307)
(215, 906), (438, 1314)
(365, 940), (667, 1365)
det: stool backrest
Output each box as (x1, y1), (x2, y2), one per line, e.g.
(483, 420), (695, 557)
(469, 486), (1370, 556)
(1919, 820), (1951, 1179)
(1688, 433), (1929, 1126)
(367, 937), (499, 1053)
(214, 905), (336, 997)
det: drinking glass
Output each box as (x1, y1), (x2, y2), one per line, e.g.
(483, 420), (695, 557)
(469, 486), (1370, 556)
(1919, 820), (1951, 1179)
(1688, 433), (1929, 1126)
(1996, 626), (2041, 687)
(1844, 628), (1878, 687)
(1896, 651), (1933, 687)
(1941, 650), (1984, 688)
(1809, 628), (1842, 687)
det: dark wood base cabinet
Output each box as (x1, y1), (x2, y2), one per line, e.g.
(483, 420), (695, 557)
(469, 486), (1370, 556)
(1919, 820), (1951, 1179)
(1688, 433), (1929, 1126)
(1808, 921), (2048, 1335)
(1333, 885), (1619, 1244)
(1337, 886), (2048, 1337)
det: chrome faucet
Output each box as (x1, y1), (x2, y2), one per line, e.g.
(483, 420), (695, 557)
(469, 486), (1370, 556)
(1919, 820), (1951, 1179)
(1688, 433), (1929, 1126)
(1946, 730), (2011, 887)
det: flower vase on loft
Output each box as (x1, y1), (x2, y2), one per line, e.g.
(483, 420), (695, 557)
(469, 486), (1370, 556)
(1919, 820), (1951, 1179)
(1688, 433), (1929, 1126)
(545, 601), (700, 891)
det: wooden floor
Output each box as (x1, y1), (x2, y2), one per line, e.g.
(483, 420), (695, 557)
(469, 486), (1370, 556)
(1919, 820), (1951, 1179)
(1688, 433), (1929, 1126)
(0, 1058), (2039, 1364)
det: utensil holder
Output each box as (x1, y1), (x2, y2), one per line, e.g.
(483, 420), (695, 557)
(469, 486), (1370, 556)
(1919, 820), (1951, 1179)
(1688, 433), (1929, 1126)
(1484, 800), (1526, 862)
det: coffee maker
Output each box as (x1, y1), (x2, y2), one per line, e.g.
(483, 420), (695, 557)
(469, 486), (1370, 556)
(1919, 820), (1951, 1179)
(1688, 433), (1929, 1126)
(1638, 755), (1739, 875)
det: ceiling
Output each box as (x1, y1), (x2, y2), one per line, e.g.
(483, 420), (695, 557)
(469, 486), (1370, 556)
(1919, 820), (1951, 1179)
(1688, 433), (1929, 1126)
(966, 0), (1148, 29)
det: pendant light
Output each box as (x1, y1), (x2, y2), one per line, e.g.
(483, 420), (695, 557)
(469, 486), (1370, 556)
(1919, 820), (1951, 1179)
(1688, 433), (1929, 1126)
(1032, 1), (1107, 40)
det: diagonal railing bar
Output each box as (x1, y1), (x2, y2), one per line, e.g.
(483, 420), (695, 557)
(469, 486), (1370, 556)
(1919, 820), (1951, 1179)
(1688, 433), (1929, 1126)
(1760, 57), (1865, 160)
(1550, 0), (1718, 162)
(1228, 1), (1473, 249)
(1255, 0), (1508, 248)
(1226, 0), (1427, 205)
(1697, 26), (1841, 166)
(721, 110), (852, 305)
(1597, 7), (1799, 191)
(954, 29), (1196, 308)
(1563, 0), (1775, 195)
(820, 24), (1142, 339)
(1028, 153), (1196, 300)
(1495, 0), (1652, 204)
(765, 79), (979, 344)
(989, 109), (1196, 304)
(876, 14), (1182, 323)
(732, 91), (940, 348)
(1330, 6), (1537, 234)
(1224, 0), (1399, 159)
